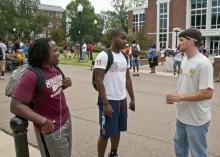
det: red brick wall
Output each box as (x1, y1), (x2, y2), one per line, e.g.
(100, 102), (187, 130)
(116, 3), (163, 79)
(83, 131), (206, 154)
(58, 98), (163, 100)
(146, 0), (157, 34)
(169, 0), (187, 47)
(127, 0), (187, 48)
(128, 10), (133, 33)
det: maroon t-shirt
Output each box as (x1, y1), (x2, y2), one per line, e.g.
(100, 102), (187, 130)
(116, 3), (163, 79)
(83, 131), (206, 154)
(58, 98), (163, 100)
(12, 66), (70, 133)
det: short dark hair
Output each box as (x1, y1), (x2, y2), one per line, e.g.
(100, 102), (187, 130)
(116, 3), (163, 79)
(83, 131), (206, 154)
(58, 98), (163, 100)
(111, 27), (126, 39)
(28, 38), (52, 67)
(179, 28), (202, 47)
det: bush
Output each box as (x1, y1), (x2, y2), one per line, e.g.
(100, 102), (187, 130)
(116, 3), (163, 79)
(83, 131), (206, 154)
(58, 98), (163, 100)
(93, 45), (104, 53)
(140, 50), (147, 59)
(58, 47), (63, 54)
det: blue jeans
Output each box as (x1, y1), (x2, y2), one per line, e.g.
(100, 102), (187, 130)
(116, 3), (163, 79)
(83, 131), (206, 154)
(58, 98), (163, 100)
(132, 58), (140, 67)
(174, 120), (210, 157)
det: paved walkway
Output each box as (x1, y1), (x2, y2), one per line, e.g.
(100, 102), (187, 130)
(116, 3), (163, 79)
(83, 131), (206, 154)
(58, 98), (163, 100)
(0, 63), (219, 157)
(0, 130), (40, 157)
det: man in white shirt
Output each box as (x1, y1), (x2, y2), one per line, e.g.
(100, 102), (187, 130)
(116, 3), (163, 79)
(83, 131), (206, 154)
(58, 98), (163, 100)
(0, 38), (7, 80)
(173, 46), (184, 76)
(94, 27), (135, 157)
(166, 28), (214, 157)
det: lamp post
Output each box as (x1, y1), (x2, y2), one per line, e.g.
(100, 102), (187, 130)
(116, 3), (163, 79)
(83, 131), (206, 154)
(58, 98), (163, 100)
(77, 3), (83, 60)
(173, 27), (181, 48)
(13, 28), (18, 39)
(94, 19), (97, 43)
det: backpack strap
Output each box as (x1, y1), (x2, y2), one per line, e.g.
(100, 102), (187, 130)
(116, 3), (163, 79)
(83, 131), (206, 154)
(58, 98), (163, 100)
(121, 52), (129, 67)
(28, 66), (45, 98)
(54, 65), (65, 78)
(104, 48), (113, 73)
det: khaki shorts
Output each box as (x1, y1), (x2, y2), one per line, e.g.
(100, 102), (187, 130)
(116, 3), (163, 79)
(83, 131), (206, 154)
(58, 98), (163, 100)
(0, 60), (5, 72)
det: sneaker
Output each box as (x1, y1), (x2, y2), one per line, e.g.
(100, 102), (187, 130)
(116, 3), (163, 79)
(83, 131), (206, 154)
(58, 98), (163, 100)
(133, 73), (136, 76)
(137, 73), (139, 76)
(174, 72), (176, 76)
(108, 153), (118, 157)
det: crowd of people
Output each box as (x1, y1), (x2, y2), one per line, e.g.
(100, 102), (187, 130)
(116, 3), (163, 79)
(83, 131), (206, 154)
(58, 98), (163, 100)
(0, 27), (214, 157)
(0, 38), (31, 79)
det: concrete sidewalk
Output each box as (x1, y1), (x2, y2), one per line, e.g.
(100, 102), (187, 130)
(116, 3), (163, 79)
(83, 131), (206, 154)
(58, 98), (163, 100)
(0, 130), (40, 157)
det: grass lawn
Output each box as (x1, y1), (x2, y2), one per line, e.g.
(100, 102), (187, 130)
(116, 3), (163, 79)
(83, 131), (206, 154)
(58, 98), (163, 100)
(59, 53), (98, 67)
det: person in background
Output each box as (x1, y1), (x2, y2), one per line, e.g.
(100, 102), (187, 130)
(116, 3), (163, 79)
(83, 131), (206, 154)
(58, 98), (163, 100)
(0, 38), (7, 79)
(160, 46), (166, 65)
(173, 46), (184, 76)
(129, 40), (141, 76)
(148, 44), (158, 73)
(82, 42), (87, 61)
(74, 41), (80, 60)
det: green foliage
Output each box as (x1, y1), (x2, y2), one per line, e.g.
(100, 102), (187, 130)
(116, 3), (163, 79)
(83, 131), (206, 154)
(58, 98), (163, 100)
(50, 29), (64, 46)
(93, 45), (104, 52)
(66, 0), (104, 43)
(58, 47), (63, 54)
(139, 50), (147, 59)
(135, 29), (153, 50)
(100, 0), (146, 32)
(0, 0), (50, 40)
(127, 33), (135, 44)
(83, 35), (93, 43)
(101, 30), (111, 47)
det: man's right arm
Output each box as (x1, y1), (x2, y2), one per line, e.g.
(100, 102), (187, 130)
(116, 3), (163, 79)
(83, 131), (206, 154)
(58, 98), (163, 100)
(10, 98), (55, 134)
(94, 68), (113, 117)
(10, 98), (46, 126)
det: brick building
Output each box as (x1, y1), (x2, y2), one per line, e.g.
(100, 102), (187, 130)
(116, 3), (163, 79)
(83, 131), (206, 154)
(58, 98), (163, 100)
(38, 4), (64, 38)
(128, 0), (220, 55)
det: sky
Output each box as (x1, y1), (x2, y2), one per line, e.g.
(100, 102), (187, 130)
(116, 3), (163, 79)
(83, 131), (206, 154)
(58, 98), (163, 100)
(40, 0), (113, 13)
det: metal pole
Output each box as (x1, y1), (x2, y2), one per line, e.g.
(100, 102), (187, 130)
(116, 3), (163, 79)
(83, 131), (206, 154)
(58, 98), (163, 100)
(79, 12), (83, 60)
(10, 116), (29, 157)
(176, 31), (178, 48)
(94, 24), (96, 43)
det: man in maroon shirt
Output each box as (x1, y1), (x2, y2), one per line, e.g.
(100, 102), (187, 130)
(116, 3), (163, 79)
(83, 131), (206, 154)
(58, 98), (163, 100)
(10, 38), (72, 157)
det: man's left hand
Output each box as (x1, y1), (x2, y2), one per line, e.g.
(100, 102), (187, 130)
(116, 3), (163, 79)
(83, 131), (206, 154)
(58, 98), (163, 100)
(166, 92), (180, 104)
(129, 100), (135, 112)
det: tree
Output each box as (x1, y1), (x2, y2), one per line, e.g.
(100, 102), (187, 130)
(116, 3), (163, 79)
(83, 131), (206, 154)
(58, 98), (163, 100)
(101, 0), (146, 32)
(0, 0), (50, 39)
(49, 29), (64, 46)
(135, 29), (153, 50)
(66, 0), (104, 43)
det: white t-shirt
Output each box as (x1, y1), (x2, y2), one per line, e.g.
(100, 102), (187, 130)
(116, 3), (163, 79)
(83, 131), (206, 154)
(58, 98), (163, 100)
(160, 49), (166, 57)
(174, 52), (183, 62)
(176, 52), (214, 126)
(94, 51), (129, 100)
(0, 42), (7, 60)
(82, 43), (87, 52)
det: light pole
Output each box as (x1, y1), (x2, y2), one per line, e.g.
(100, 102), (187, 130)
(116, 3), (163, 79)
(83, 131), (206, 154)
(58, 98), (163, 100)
(94, 19), (97, 43)
(13, 28), (18, 39)
(77, 3), (83, 60)
(173, 27), (181, 48)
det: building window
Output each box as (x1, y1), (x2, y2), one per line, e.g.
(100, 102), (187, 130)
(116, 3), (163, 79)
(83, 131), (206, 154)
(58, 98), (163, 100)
(211, 0), (220, 28)
(210, 37), (220, 55)
(132, 13), (145, 33)
(191, 0), (207, 29)
(159, 3), (168, 48)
